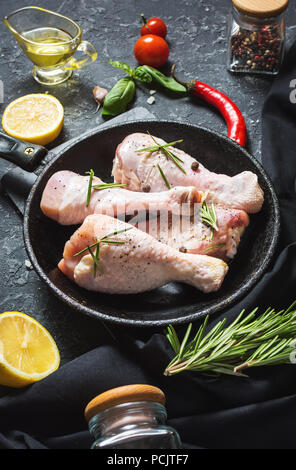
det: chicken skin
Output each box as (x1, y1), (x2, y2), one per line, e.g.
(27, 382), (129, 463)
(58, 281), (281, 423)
(40, 170), (203, 225)
(58, 214), (228, 294)
(112, 133), (264, 214)
(134, 206), (249, 261)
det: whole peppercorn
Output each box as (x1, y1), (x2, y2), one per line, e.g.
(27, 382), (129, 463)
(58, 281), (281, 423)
(142, 184), (151, 193)
(191, 161), (200, 171)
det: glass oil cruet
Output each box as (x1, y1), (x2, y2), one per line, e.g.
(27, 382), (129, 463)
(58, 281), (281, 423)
(84, 384), (182, 449)
(3, 6), (97, 85)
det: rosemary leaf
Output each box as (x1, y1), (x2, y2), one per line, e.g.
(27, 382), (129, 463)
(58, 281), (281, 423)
(100, 240), (125, 245)
(203, 243), (226, 253)
(157, 164), (170, 189)
(94, 243), (100, 277)
(166, 325), (181, 355)
(87, 245), (104, 277)
(178, 323), (192, 360)
(163, 148), (186, 174)
(92, 183), (127, 190)
(135, 139), (184, 154)
(135, 145), (161, 153)
(85, 169), (95, 207)
(100, 227), (133, 241)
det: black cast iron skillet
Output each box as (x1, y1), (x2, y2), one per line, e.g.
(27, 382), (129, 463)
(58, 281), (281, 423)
(0, 120), (280, 327)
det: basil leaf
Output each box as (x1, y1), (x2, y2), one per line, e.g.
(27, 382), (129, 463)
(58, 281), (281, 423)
(102, 77), (136, 116)
(134, 66), (153, 84)
(108, 60), (134, 76)
(140, 65), (187, 93)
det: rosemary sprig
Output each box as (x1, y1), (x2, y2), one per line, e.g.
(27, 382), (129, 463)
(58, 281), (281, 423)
(164, 302), (296, 377)
(74, 227), (133, 277)
(85, 169), (94, 207)
(201, 201), (219, 240)
(136, 132), (186, 174)
(74, 227), (133, 257)
(85, 170), (127, 207)
(157, 164), (170, 189)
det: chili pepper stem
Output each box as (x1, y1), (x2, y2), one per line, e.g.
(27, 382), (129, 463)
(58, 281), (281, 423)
(171, 64), (195, 93)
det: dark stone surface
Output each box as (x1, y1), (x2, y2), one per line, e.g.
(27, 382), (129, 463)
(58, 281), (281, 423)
(0, 0), (295, 373)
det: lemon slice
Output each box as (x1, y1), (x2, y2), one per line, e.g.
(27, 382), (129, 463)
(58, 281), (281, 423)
(0, 311), (60, 388)
(2, 93), (64, 146)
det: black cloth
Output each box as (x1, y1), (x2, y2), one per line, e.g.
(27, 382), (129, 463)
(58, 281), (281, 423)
(1, 43), (296, 450)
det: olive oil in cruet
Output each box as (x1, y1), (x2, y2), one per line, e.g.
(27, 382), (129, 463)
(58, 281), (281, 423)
(20, 27), (76, 67)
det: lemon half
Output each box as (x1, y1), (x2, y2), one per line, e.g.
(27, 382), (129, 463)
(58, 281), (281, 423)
(0, 311), (60, 388)
(2, 93), (64, 146)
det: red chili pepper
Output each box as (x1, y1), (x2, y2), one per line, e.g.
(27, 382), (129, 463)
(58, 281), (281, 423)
(171, 65), (247, 147)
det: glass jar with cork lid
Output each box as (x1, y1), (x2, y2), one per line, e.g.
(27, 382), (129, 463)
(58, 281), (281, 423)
(228, 0), (289, 75)
(84, 384), (182, 449)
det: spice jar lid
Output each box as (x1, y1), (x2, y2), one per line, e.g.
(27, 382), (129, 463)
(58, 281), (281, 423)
(232, 0), (289, 18)
(84, 384), (166, 422)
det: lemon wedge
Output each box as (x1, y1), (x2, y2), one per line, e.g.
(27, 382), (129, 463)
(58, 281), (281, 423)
(0, 311), (60, 388)
(2, 93), (64, 146)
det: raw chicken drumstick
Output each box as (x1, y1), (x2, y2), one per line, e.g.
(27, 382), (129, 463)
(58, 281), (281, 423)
(134, 206), (249, 261)
(112, 133), (264, 214)
(58, 214), (228, 294)
(40, 170), (203, 225)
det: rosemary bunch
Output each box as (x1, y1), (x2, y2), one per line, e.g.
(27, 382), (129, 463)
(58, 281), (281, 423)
(164, 302), (296, 377)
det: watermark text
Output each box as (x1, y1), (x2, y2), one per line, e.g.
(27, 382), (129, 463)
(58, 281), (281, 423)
(290, 340), (296, 364)
(289, 79), (296, 104)
(0, 80), (3, 104)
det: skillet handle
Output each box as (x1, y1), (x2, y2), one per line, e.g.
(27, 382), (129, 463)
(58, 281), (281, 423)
(0, 132), (48, 172)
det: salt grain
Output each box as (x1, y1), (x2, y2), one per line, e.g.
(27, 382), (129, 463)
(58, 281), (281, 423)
(25, 260), (33, 270)
(147, 96), (155, 105)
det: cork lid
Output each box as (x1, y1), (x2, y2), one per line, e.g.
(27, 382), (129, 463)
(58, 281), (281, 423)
(232, 0), (289, 18)
(84, 385), (166, 422)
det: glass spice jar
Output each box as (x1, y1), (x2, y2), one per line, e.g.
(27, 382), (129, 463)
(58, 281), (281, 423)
(228, 0), (289, 75)
(84, 384), (182, 449)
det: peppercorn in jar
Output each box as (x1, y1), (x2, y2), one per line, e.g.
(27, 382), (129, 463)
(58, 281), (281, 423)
(228, 0), (289, 75)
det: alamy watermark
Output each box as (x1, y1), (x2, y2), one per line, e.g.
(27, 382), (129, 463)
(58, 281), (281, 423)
(289, 79), (296, 104)
(290, 340), (296, 364)
(0, 80), (3, 104)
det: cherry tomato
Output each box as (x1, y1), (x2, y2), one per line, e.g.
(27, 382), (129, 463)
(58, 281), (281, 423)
(134, 35), (169, 68)
(140, 15), (167, 39)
